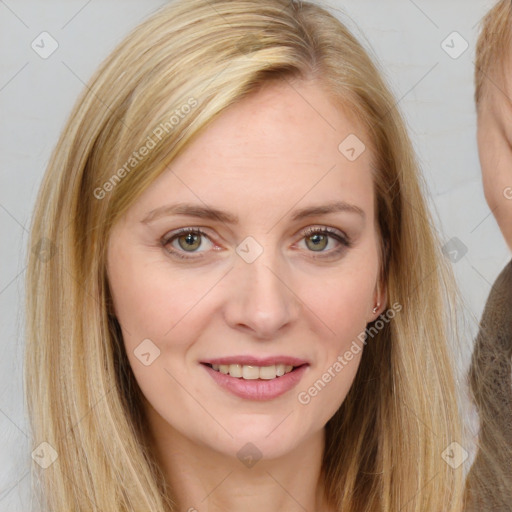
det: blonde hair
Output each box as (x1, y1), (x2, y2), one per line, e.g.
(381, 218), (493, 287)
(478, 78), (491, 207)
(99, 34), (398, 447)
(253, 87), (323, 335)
(24, 0), (464, 510)
(474, 0), (512, 106)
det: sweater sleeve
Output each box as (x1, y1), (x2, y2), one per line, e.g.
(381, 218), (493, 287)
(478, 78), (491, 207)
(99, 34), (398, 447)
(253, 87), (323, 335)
(464, 259), (512, 511)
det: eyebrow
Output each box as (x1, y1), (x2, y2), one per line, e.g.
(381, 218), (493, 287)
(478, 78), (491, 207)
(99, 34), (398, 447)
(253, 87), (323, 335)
(141, 200), (365, 225)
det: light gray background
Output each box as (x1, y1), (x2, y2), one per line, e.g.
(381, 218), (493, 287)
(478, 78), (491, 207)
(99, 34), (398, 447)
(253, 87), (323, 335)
(1, 0), (510, 510)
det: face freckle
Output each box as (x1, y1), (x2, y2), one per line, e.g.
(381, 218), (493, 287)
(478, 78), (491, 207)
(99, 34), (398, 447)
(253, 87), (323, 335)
(106, 78), (385, 463)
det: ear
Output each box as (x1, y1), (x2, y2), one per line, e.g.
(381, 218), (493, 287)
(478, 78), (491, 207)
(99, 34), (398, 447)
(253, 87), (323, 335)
(369, 279), (387, 322)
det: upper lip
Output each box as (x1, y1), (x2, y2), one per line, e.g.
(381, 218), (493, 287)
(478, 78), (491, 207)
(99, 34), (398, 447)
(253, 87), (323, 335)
(201, 355), (308, 367)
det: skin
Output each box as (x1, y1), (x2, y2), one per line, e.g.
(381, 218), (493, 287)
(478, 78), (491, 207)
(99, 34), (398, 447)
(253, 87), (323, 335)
(476, 65), (512, 251)
(107, 78), (386, 512)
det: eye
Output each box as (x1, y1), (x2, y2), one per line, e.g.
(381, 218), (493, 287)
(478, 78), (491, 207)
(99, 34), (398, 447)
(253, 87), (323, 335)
(297, 226), (351, 258)
(160, 226), (352, 261)
(161, 228), (213, 259)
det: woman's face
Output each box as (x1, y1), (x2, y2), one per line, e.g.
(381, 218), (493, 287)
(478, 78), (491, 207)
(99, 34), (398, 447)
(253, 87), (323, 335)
(107, 79), (385, 461)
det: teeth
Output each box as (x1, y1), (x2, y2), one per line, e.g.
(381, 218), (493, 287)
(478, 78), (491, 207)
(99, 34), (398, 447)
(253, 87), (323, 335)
(228, 364), (242, 378)
(210, 363), (296, 379)
(243, 365), (260, 380)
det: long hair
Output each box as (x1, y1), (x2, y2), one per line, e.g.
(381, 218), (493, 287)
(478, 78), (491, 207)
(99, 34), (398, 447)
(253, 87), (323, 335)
(474, 0), (512, 106)
(24, 1), (464, 510)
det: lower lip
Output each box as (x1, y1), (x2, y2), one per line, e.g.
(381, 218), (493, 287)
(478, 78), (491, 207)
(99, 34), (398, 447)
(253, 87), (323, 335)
(202, 364), (308, 401)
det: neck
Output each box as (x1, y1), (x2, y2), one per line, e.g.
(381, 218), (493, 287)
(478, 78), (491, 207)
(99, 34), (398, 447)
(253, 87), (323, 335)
(145, 407), (332, 512)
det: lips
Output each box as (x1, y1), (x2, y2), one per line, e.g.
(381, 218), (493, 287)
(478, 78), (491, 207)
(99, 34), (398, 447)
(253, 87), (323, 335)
(200, 355), (309, 400)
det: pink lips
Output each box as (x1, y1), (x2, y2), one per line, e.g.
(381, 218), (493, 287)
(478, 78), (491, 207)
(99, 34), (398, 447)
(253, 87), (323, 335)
(200, 355), (309, 401)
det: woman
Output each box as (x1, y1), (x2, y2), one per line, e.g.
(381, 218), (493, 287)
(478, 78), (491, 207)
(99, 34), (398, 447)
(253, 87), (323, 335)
(24, 0), (465, 510)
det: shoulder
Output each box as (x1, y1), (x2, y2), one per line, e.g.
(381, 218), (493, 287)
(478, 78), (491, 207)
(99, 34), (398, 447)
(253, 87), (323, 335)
(496, 257), (512, 287)
(477, 258), (512, 354)
(487, 258), (512, 315)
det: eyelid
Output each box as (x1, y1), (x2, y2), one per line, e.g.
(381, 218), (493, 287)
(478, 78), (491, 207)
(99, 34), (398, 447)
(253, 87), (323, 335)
(300, 225), (351, 244)
(160, 225), (352, 260)
(160, 227), (214, 259)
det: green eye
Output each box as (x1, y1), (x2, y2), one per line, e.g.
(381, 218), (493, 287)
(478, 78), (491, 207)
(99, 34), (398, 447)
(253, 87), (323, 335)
(300, 227), (351, 257)
(161, 226), (351, 261)
(177, 232), (203, 251)
(305, 232), (329, 251)
(162, 228), (212, 259)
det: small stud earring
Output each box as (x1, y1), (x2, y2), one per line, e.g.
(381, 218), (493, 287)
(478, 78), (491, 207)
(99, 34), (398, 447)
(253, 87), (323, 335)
(373, 303), (380, 314)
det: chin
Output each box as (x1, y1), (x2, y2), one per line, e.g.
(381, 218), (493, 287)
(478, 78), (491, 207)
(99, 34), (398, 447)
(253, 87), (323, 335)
(217, 417), (318, 462)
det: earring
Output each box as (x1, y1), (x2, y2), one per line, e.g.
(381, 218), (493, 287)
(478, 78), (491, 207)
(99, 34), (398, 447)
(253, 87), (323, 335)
(373, 303), (380, 314)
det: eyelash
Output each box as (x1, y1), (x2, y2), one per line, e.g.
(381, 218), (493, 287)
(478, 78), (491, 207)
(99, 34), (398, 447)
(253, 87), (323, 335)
(160, 226), (352, 260)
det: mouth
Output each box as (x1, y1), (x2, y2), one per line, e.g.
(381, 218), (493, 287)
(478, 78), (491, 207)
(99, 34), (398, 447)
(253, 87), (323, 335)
(203, 362), (302, 380)
(201, 359), (309, 400)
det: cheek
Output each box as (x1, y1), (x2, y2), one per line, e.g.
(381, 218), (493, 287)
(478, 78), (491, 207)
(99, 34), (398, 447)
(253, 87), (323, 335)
(296, 251), (378, 414)
(304, 278), (371, 376)
(107, 242), (230, 408)
(107, 250), (207, 411)
(107, 242), (212, 348)
(314, 279), (371, 332)
(306, 250), (378, 342)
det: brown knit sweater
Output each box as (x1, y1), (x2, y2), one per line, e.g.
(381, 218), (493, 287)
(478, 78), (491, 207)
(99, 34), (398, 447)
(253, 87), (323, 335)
(464, 259), (512, 511)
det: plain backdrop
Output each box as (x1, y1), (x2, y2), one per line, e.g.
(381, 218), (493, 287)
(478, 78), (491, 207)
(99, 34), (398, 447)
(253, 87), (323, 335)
(1, 0), (510, 510)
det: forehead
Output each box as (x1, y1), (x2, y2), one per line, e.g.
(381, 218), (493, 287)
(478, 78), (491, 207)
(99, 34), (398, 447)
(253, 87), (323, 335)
(172, 80), (372, 185)
(130, 79), (376, 222)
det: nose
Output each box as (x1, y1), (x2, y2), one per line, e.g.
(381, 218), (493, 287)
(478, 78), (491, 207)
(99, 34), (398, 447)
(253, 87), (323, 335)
(222, 245), (302, 340)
